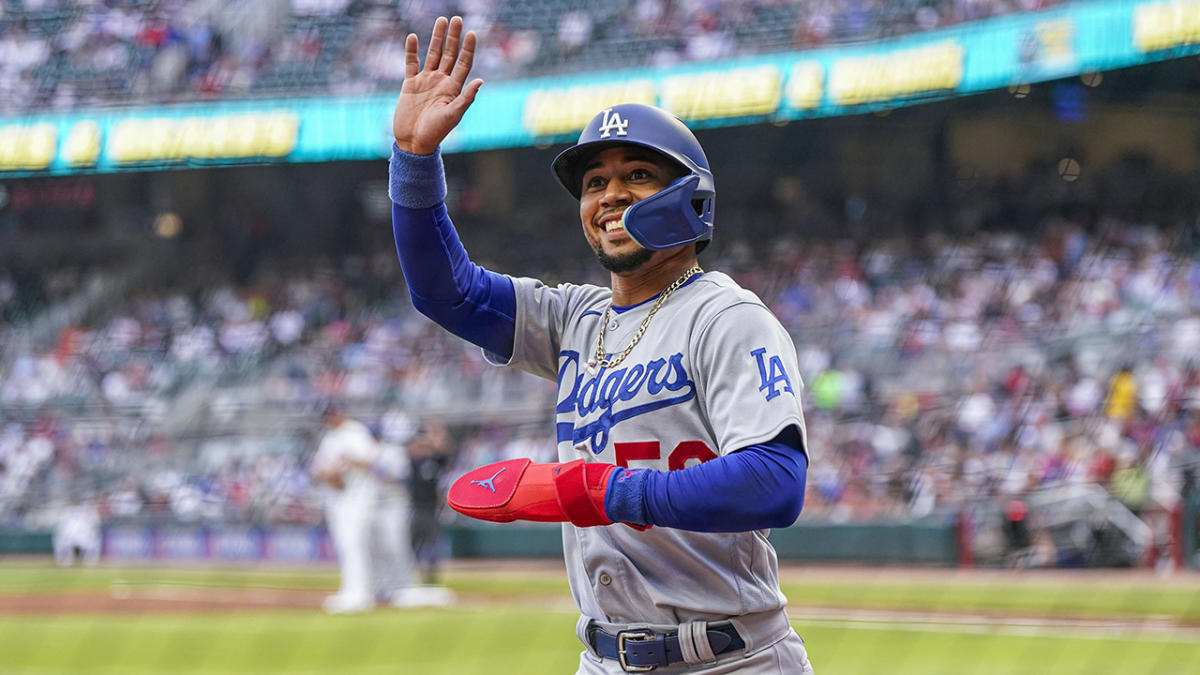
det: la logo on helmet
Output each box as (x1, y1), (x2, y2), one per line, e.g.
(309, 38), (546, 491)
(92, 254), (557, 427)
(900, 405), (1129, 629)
(597, 108), (629, 138)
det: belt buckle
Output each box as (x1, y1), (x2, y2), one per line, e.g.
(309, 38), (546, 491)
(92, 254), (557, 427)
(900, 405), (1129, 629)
(617, 630), (658, 672)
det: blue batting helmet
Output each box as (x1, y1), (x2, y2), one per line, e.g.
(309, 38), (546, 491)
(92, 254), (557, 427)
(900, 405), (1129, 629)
(551, 103), (715, 251)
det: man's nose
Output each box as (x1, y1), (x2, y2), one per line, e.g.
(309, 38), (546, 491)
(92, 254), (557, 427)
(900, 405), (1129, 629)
(600, 179), (631, 207)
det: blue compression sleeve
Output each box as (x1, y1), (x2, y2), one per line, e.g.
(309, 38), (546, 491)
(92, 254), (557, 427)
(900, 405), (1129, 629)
(604, 426), (807, 532)
(389, 144), (516, 360)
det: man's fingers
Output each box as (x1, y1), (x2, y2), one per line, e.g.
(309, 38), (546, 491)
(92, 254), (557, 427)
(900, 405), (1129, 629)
(450, 30), (477, 84)
(423, 16), (448, 72)
(404, 33), (419, 79)
(439, 16), (462, 75)
(450, 78), (483, 116)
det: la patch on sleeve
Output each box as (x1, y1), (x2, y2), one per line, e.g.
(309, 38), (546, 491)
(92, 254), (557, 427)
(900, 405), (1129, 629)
(750, 347), (795, 401)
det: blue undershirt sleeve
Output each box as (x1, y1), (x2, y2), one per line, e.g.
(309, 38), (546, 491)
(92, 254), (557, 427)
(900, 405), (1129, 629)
(604, 425), (808, 532)
(389, 144), (516, 361)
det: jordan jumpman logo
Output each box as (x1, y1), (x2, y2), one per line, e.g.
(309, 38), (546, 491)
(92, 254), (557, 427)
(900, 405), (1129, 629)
(470, 467), (506, 493)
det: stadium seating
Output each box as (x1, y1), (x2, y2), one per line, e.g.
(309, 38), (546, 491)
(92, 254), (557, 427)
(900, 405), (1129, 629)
(0, 1), (1188, 574)
(2, 157), (1196, 537)
(0, 0), (1064, 113)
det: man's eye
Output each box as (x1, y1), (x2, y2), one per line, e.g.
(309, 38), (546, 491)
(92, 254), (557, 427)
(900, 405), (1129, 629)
(585, 176), (604, 190)
(630, 169), (650, 180)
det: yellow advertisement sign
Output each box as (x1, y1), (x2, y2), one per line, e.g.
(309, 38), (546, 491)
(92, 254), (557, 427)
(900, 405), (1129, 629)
(0, 123), (57, 171)
(660, 65), (782, 119)
(107, 112), (299, 164)
(828, 41), (964, 106)
(1133, 0), (1200, 51)
(524, 81), (656, 136)
(786, 61), (825, 110)
(62, 121), (102, 167)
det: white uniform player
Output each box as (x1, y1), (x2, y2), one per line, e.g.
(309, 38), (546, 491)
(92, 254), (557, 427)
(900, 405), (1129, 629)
(53, 499), (101, 566)
(311, 407), (381, 614)
(376, 416), (457, 608)
(370, 439), (415, 603)
(389, 17), (814, 672)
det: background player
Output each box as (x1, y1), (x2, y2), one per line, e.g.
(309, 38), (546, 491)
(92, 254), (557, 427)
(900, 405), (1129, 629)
(52, 495), (101, 567)
(376, 411), (456, 607)
(370, 425), (417, 606)
(310, 404), (385, 614)
(407, 420), (453, 586)
(389, 17), (813, 673)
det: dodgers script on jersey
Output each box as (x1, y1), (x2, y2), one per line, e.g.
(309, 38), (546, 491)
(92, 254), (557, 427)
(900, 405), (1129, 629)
(495, 270), (807, 627)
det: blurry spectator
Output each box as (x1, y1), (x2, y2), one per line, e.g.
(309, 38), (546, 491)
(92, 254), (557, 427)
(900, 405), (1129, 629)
(555, 10), (591, 57)
(684, 12), (735, 62)
(106, 477), (145, 519)
(1109, 448), (1150, 517)
(1001, 498), (1032, 567)
(1105, 365), (1137, 420)
(292, 0), (351, 16)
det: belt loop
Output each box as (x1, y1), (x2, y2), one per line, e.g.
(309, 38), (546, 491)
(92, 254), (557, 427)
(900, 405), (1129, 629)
(730, 609), (791, 655)
(577, 617), (601, 660)
(678, 620), (716, 665)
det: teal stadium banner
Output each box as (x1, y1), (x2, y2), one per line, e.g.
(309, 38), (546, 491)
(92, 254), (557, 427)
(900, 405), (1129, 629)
(1, 0), (1199, 176)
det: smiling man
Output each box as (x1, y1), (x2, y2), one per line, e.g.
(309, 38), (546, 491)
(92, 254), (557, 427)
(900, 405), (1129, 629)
(575, 146), (689, 275)
(388, 16), (814, 674)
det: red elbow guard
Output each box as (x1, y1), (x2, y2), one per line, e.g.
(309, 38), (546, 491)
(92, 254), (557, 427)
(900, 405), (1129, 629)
(447, 458), (616, 527)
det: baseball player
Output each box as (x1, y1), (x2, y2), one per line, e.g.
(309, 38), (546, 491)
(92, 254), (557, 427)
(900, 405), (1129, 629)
(370, 435), (417, 605)
(389, 17), (813, 673)
(407, 421), (453, 585)
(53, 496), (101, 567)
(311, 404), (382, 614)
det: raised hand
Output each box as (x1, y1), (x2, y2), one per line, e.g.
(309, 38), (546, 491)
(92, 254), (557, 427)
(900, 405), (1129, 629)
(393, 16), (484, 155)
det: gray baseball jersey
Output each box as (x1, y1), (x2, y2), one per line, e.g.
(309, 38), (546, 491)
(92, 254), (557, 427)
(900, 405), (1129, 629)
(496, 270), (807, 626)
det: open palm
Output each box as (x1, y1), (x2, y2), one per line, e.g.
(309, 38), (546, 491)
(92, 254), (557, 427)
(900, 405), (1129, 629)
(393, 16), (484, 156)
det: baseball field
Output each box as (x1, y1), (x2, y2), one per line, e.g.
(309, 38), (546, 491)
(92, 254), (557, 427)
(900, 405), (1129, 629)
(0, 559), (1196, 674)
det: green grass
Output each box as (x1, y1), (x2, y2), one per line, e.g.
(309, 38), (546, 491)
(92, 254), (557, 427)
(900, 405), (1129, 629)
(779, 578), (1200, 622)
(798, 624), (1200, 675)
(0, 609), (579, 674)
(1, 610), (1196, 675)
(0, 565), (339, 594)
(1, 562), (1197, 674)
(5, 563), (1195, 621)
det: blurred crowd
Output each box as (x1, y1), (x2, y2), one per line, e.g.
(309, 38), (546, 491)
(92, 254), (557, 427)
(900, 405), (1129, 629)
(778, 222), (1200, 524)
(0, 252), (558, 529)
(0, 0), (1064, 113)
(3, 183), (1198, 537)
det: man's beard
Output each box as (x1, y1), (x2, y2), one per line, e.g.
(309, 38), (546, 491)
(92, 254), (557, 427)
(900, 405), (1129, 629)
(592, 243), (654, 274)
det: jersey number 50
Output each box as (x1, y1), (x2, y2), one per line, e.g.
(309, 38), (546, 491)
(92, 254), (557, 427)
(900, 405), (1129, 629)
(613, 441), (717, 471)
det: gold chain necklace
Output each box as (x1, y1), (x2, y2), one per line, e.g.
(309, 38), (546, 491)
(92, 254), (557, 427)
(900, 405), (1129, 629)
(586, 265), (703, 375)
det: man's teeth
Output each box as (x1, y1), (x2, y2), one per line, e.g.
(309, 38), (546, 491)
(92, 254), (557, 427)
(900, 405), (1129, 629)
(604, 220), (624, 232)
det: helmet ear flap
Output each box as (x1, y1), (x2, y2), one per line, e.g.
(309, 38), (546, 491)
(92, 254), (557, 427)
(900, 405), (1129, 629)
(622, 175), (712, 251)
